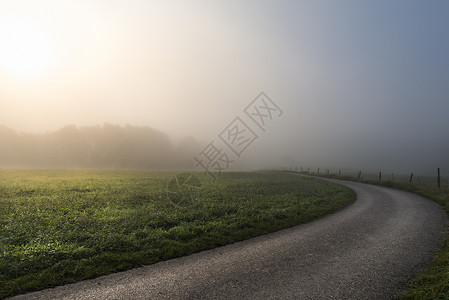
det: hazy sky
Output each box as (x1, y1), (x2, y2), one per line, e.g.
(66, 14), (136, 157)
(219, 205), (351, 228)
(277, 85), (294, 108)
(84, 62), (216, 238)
(0, 0), (448, 173)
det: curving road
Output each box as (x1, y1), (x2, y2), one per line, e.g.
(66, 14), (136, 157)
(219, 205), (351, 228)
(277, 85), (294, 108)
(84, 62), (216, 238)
(12, 178), (448, 299)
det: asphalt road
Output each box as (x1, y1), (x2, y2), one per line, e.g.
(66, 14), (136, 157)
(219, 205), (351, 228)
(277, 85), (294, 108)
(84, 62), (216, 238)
(12, 178), (448, 299)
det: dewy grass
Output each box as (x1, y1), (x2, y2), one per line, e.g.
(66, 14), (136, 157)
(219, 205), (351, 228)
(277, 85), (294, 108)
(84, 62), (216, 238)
(0, 170), (355, 298)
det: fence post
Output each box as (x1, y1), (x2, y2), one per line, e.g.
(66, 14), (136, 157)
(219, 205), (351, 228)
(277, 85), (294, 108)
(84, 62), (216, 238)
(409, 173), (413, 184)
(338, 170), (341, 177)
(391, 173), (394, 182)
(379, 171), (382, 183)
(317, 168), (320, 174)
(438, 168), (441, 188)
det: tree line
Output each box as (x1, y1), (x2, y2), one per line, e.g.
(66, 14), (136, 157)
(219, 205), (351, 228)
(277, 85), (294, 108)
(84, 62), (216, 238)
(0, 124), (201, 169)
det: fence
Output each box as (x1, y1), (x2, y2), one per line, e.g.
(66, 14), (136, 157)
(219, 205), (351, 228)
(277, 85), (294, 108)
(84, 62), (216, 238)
(276, 167), (448, 189)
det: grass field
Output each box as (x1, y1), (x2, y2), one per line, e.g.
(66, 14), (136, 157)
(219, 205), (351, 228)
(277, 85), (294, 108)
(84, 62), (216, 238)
(0, 170), (355, 298)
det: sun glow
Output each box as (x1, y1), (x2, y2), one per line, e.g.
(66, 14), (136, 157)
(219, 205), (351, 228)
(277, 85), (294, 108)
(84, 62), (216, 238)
(0, 19), (55, 79)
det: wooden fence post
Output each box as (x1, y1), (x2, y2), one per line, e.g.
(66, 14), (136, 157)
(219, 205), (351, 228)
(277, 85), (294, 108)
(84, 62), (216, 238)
(338, 170), (341, 177)
(317, 168), (320, 174)
(379, 171), (382, 183)
(409, 173), (413, 183)
(438, 168), (441, 188)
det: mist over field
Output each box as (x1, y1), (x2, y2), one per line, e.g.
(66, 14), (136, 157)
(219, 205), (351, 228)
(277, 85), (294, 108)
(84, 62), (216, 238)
(0, 124), (200, 169)
(1, 0), (448, 174)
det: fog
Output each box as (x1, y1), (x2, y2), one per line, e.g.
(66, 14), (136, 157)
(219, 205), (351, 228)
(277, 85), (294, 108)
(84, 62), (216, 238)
(1, 1), (448, 174)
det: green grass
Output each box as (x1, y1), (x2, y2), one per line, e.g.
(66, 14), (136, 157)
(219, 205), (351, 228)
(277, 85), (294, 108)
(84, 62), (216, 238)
(0, 169), (355, 298)
(293, 170), (449, 299)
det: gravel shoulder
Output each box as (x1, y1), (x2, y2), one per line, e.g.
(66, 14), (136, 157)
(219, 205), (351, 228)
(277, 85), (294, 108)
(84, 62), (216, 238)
(11, 178), (448, 300)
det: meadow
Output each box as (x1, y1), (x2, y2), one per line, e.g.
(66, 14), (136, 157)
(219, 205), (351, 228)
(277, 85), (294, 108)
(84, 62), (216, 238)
(0, 170), (355, 298)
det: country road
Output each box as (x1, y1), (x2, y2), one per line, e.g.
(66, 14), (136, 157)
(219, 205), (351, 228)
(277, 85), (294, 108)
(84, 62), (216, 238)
(12, 178), (448, 300)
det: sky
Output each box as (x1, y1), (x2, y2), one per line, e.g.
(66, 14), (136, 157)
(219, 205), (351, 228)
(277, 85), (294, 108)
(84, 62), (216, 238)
(0, 0), (448, 174)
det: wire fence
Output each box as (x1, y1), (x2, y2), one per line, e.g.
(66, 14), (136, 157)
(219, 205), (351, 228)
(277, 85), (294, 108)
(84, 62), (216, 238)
(276, 166), (449, 189)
